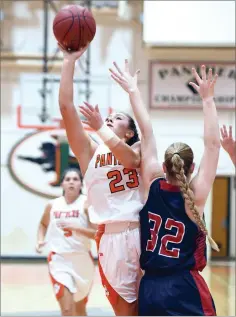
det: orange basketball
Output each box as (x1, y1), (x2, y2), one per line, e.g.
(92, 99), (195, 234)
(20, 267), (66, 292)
(53, 5), (96, 51)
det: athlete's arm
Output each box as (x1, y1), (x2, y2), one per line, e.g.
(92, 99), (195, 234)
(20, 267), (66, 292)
(109, 60), (164, 193)
(58, 222), (97, 240)
(84, 200), (98, 230)
(130, 90), (164, 191)
(74, 200), (97, 239)
(58, 44), (98, 175)
(220, 125), (236, 166)
(79, 103), (141, 168)
(73, 226), (96, 240)
(190, 66), (220, 213)
(57, 200), (97, 240)
(36, 202), (51, 253)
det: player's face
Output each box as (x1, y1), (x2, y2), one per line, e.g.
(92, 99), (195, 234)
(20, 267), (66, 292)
(105, 112), (131, 139)
(62, 171), (82, 196)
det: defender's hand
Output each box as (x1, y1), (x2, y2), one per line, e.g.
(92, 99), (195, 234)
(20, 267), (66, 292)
(189, 65), (218, 101)
(109, 59), (140, 94)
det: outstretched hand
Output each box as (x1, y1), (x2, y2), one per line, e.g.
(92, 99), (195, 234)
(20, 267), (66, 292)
(35, 240), (46, 253)
(189, 65), (218, 101)
(79, 102), (104, 131)
(109, 59), (140, 93)
(57, 42), (89, 61)
(220, 125), (236, 156)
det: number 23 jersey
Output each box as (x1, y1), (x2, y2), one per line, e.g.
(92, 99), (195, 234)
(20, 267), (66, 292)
(83, 144), (144, 224)
(139, 178), (207, 273)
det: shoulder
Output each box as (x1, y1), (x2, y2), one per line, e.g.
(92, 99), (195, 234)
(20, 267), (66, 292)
(78, 194), (87, 203)
(131, 141), (141, 152)
(144, 177), (165, 203)
(149, 177), (165, 189)
(50, 196), (63, 206)
(43, 200), (54, 214)
(76, 194), (87, 209)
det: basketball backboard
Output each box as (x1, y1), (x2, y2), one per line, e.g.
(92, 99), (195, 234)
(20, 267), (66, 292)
(18, 72), (112, 131)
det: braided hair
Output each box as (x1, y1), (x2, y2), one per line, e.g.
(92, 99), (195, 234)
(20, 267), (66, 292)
(164, 142), (219, 252)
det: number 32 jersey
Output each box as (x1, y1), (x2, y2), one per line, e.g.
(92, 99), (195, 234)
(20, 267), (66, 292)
(140, 178), (207, 274)
(83, 144), (144, 224)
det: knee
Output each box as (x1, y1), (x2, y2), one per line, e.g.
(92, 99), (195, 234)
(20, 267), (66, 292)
(75, 302), (87, 316)
(61, 307), (73, 316)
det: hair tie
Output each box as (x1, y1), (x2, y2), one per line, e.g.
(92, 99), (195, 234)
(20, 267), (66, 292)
(173, 152), (180, 156)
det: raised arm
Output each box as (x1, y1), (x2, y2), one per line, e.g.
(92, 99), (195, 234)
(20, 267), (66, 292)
(220, 125), (236, 166)
(190, 66), (220, 207)
(109, 60), (164, 193)
(36, 202), (51, 253)
(58, 44), (98, 175)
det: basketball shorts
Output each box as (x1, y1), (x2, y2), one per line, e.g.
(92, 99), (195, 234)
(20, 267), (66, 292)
(47, 251), (95, 302)
(138, 269), (216, 316)
(95, 222), (143, 306)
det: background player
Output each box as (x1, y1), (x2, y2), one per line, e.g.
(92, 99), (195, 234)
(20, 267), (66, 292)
(220, 125), (236, 166)
(108, 62), (220, 315)
(36, 168), (95, 316)
(58, 45), (144, 316)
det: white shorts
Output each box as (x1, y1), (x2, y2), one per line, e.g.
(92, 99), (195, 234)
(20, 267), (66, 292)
(48, 251), (95, 302)
(95, 222), (142, 305)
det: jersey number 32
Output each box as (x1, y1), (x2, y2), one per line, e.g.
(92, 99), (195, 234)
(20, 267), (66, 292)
(146, 212), (185, 258)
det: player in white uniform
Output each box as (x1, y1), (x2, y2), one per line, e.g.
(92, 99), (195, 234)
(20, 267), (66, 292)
(58, 45), (144, 315)
(36, 168), (96, 316)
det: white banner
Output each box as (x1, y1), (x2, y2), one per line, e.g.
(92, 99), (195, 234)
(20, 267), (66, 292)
(149, 61), (235, 109)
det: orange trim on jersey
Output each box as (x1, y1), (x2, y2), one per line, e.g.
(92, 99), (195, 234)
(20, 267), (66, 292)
(95, 225), (119, 306)
(47, 252), (64, 300)
(47, 251), (91, 303)
(160, 180), (180, 192)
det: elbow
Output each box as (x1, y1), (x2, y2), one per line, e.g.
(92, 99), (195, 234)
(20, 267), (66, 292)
(59, 93), (72, 110)
(59, 101), (74, 115)
(59, 102), (67, 112)
(126, 156), (141, 169)
(205, 140), (221, 151)
(204, 140), (221, 150)
(204, 130), (221, 150)
(59, 103), (68, 117)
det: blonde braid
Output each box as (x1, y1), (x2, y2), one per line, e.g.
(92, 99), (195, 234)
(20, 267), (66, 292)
(171, 154), (219, 252)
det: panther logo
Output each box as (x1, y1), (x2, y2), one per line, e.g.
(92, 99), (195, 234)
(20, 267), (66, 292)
(8, 130), (98, 198)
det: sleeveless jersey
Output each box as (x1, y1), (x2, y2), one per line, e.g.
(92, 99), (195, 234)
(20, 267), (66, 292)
(140, 178), (207, 274)
(83, 143), (144, 224)
(46, 194), (91, 253)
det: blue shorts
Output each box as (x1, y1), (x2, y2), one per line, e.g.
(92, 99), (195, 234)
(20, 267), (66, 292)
(138, 270), (216, 316)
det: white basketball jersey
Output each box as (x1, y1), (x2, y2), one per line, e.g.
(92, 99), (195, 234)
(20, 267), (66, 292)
(46, 194), (91, 253)
(83, 144), (144, 224)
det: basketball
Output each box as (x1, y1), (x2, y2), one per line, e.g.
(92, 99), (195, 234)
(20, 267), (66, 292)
(53, 5), (96, 51)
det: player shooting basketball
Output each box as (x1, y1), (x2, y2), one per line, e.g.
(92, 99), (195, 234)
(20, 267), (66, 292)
(58, 44), (144, 316)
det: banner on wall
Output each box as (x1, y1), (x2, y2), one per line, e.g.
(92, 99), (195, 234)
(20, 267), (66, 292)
(8, 129), (100, 199)
(149, 61), (235, 110)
